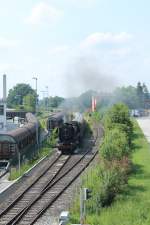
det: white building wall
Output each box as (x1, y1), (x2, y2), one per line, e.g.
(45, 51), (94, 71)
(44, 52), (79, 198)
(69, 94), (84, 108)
(0, 102), (7, 132)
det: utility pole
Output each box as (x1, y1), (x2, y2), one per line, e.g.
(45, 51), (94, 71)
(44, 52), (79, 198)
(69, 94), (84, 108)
(45, 86), (49, 112)
(32, 76), (38, 114)
(32, 76), (39, 153)
(41, 90), (47, 112)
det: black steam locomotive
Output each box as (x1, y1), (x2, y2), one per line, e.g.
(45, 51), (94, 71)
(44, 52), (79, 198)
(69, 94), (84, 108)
(58, 113), (86, 153)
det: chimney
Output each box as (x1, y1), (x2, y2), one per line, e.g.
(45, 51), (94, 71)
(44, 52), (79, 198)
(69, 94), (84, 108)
(3, 74), (6, 102)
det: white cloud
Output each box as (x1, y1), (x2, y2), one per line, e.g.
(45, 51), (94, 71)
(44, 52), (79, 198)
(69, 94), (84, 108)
(68, 0), (97, 7)
(0, 37), (18, 48)
(48, 45), (70, 55)
(144, 57), (150, 65)
(109, 47), (131, 57)
(0, 63), (18, 72)
(81, 32), (133, 48)
(25, 2), (63, 25)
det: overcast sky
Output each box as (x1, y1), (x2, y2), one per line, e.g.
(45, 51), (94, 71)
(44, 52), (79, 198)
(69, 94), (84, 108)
(0, 0), (150, 98)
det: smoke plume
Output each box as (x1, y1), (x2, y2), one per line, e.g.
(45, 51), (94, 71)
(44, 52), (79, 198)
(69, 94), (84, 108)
(64, 56), (117, 97)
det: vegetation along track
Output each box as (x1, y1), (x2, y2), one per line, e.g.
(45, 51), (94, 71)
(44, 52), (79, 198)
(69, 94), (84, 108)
(0, 125), (102, 225)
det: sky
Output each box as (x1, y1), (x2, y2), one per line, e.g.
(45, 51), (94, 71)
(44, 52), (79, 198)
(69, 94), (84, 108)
(0, 0), (150, 98)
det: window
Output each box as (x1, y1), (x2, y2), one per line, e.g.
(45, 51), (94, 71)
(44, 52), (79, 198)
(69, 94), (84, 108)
(0, 105), (4, 115)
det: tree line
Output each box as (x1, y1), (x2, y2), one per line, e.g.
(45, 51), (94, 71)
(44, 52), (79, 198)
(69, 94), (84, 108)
(6, 81), (150, 112)
(112, 82), (150, 109)
(7, 83), (65, 111)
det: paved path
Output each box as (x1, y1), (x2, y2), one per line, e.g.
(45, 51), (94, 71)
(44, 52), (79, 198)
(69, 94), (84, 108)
(136, 117), (150, 143)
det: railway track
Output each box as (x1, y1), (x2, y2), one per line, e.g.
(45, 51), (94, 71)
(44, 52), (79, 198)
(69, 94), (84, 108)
(0, 125), (102, 225)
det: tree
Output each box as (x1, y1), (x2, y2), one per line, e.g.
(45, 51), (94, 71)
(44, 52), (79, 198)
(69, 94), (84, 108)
(136, 82), (144, 108)
(113, 86), (139, 109)
(50, 96), (65, 108)
(23, 94), (36, 112)
(100, 128), (130, 161)
(39, 96), (65, 110)
(7, 83), (36, 108)
(142, 83), (150, 109)
(107, 103), (131, 125)
(104, 103), (133, 145)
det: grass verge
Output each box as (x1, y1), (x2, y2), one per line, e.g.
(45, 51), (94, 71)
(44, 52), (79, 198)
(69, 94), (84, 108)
(9, 147), (53, 181)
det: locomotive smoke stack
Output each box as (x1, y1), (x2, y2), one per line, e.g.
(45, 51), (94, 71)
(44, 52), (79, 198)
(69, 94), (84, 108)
(3, 74), (7, 102)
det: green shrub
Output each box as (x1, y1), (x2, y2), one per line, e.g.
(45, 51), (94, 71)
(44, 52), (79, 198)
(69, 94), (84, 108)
(97, 163), (125, 207)
(100, 128), (130, 161)
(83, 161), (127, 215)
(107, 103), (130, 125)
(104, 103), (133, 145)
(113, 123), (133, 146)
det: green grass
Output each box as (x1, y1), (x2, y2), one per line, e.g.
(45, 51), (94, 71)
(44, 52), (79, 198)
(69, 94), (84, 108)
(70, 121), (150, 225)
(9, 146), (53, 180)
(39, 118), (47, 129)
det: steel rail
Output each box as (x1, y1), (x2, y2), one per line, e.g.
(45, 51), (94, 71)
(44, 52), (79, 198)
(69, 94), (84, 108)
(0, 152), (63, 217)
(30, 151), (98, 225)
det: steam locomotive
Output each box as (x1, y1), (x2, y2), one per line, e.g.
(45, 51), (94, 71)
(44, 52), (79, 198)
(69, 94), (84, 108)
(58, 113), (86, 153)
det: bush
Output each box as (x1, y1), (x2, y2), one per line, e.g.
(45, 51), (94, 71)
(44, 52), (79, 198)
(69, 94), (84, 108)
(113, 123), (133, 146)
(84, 161), (127, 214)
(104, 103), (133, 145)
(97, 162), (126, 207)
(100, 128), (130, 161)
(107, 103), (130, 125)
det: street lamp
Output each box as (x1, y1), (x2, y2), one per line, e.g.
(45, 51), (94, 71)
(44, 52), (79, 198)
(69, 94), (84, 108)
(32, 77), (38, 114)
(32, 76), (39, 152)
(41, 90), (47, 112)
(45, 86), (49, 112)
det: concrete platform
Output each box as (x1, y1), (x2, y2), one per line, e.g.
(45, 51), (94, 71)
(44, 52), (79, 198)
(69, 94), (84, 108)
(0, 173), (15, 194)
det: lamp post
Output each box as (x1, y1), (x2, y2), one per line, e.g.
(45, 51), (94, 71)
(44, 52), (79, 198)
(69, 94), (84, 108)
(45, 86), (49, 112)
(32, 76), (38, 114)
(41, 90), (46, 112)
(32, 76), (39, 152)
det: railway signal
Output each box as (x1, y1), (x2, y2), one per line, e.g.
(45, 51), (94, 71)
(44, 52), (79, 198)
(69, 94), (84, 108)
(80, 188), (92, 225)
(83, 188), (92, 200)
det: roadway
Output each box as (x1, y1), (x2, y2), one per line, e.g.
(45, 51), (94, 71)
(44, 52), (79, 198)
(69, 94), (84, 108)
(136, 117), (150, 142)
